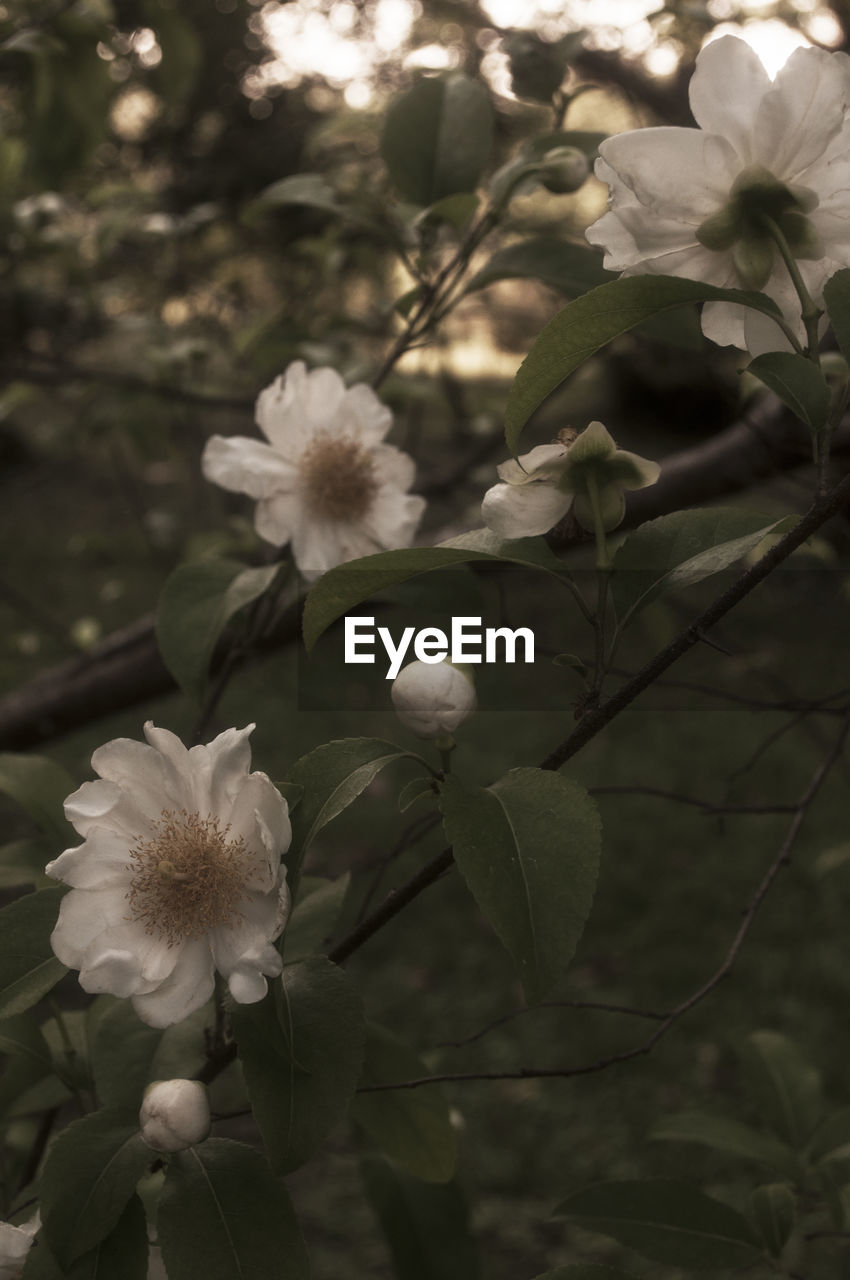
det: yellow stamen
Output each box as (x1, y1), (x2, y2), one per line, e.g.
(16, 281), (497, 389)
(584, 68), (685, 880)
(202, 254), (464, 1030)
(299, 433), (378, 522)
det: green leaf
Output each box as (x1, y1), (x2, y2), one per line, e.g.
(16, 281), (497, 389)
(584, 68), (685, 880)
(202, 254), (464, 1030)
(350, 1022), (457, 1184)
(611, 508), (795, 630)
(418, 192), (479, 232)
(282, 873), (351, 962)
(360, 1154), (479, 1280)
(0, 753), (75, 846)
(302, 529), (570, 651)
(244, 172), (348, 220)
(285, 738), (410, 889)
(90, 1001), (208, 1110)
(738, 1030), (822, 1150)
(748, 352), (831, 432)
(381, 73), (493, 205)
(750, 1183), (795, 1257)
(824, 268), (850, 362)
(810, 1106), (850, 1163)
(530, 1269), (639, 1280)
(232, 956), (364, 1175)
(439, 769), (600, 1002)
(40, 1108), (153, 1268)
(0, 1014), (53, 1074)
(398, 776), (436, 813)
(465, 236), (612, 298)
(0, 837), (52, 889)
(651, 1111), (798, 1178)
(0, 887), (67, 1018)
(156, 559), (279, 701)
(158, 1139), (310, 1280)
(554, 1179), (762, 1269)
(504, 275), (786, 451)
(26, 1195), (151, 1280)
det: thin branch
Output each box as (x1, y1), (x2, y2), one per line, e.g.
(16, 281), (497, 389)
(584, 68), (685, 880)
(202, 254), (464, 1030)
(589, 784), (798, 815)
(435, 999), (669, 1050)
(356, 713), (850, 1091)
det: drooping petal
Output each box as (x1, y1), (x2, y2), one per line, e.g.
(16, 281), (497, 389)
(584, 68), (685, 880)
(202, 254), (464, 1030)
(689, 36), (771, 164)
(201, 435), (296, 500)
(481, 480), (572, 538)
(754, 46), (847, 181)
(595, 128), (738, 223)
(131, 939), (216, 1028)
(496, 443), (568, 485)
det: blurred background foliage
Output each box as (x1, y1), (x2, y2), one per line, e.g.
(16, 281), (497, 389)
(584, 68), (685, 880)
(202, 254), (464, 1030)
(3, 1), (850, 1276)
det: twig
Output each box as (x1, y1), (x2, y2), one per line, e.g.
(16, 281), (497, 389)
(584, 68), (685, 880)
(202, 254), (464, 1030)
(435, 1000), (669, 1050)
(355, 712), (850, 1091)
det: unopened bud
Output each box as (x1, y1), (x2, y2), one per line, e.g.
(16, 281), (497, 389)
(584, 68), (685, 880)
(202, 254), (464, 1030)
(539, 147), (590, 194)
(140, 1079), (211, 1153)
(391, 660), (476, 740)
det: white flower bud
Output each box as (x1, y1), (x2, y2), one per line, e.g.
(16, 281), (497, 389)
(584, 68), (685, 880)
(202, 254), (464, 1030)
(391, 660), (476, 740)
(140, 1079), (211, 1153)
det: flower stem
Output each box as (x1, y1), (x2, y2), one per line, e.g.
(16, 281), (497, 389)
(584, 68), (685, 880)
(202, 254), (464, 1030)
(585, 474), (611, 571)
(760, 213), (823, 358)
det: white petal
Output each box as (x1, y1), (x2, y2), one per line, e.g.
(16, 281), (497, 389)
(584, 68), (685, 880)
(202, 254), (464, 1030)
(184, 723), (255, 816)
(700, 298), (748, 348)
(290, 519), (373, 579)
(496, 443), (567, 485)
(254, 363), (314, 455)
(46, 830), (132, 889)
(689, 36), (771, 163)
(49, 885), (128, 968)
(227, 967), (271, 1004)
(131, 940), (215, 1028)
(371, 443), (416, 491)
(91, 736), (184, 822)
(209, 886), (288, 981)
(63, 779), (133, 838)
(595, 128), (737, 222)
(201, 435), (296, 500)
(481, 481), (571, 538)
(227, 772), (291, 891)
(362, 490), (426, 550)
(335, 382), (393, 444)
(301, 366), (347, 425)
(254, 492), (299, 547)
(81, 920), (179, 991)
(754, 47), (847, 180)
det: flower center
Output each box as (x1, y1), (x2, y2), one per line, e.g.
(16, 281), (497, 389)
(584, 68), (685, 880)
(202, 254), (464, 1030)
(696, 165), (822, 289)
(299, 433), (377, 522)
(126, 810), (256, 946)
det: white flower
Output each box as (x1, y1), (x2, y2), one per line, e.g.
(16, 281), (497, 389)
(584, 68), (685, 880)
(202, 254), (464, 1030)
(140, 1079), (211, 1152)
(391, 660), (477, 739)
(586, 36), (850, 354)
(46, 723), (291, 1028)
(202, 361), (426, 579)
(0, 1213), (39, 1280)
(482, 422), (660, 537)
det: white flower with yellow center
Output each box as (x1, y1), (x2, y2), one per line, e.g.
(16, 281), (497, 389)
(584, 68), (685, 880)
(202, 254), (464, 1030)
(46, 723), (291, 1028)
(202, 361), (426, 579)
(586, 36), (850, 354)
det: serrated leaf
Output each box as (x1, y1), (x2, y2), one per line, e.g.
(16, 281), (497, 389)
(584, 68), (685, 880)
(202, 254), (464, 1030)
(0, 754), (75, 846)
(555, 1179), (762, 1269)
(651, 1111), (797, 1178)
(284, 738), (409, 890)
(156, 559), (279, 700)
(381, 73), (493, 205)
(0, 887), (67, 1019)
(439, 769), (600, 1002)
(40, 1108), (153, 1267)
(158, 1139), (309, 1280)
(351, 1023), (456, 1183)
(824, 268), (850, 362)
(738, 1030), (822, 1150)
(360, 1155), (479, 1280)
(282, 873), (351, 962)
(504, 276), (787, 451)
(465, 236), (612, 298)
(611, 508), (795, 629)
(302, 529), (571, 651)
(748, 351), (831, 432)
(232, 956), (364, 1175)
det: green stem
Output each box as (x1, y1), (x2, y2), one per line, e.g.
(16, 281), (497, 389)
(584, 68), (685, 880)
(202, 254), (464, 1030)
(760, 213), (823, 358)
(585, 475), (611, 571)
